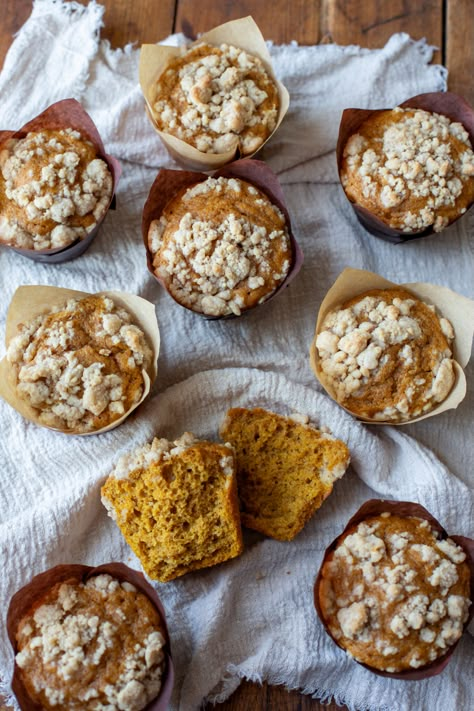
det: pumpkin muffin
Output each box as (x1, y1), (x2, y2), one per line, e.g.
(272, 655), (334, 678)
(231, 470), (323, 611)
(151, 42), (279, 155)
(340, 107), (474, 233)
(317, 512), (471, 673)
(101, 433), (243, 582)
(14, 573), (166, 710)
(220, 407), (350, 540)
(148, 176), (292, 316)
(0, 128), (113, 250)
(7, 295), (152, 432)
(315, 287), (455, 421)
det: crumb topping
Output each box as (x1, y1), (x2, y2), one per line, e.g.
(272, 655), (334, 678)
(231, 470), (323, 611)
(319, 514), (471, 672)
(7, 296), (152, 432)
(315, 287), (455, 421)
(0, 128), (113, 250)
(341, 108), (474, 233)
(148, 176), (291, 316)
(152, 42), (279, 155)
(15, 574), (166, 711)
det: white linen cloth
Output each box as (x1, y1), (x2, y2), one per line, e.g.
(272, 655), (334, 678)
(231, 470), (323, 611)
(0, 2), (473, 710)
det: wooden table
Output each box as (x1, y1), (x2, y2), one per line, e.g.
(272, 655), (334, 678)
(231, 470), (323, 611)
(0, 2), (471, 710)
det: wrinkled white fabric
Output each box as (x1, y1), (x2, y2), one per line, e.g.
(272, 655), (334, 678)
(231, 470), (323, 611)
(0, 2), (472, 711)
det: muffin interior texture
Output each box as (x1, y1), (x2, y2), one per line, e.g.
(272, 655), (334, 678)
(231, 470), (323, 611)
(101, 433), (243, 582)
(220, 407), (350, 540)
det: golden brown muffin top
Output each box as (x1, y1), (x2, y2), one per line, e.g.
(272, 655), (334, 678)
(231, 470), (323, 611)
(152, 42), (279, 155)
(340, 108), (474, 233)
(0, 128), (112, 250)
(148, 176), (291, 316)
(318, 513), (471, 673)
(7, 295), (152, 432)
(15, 574), (166, 710)
(315, 287), (455, 421)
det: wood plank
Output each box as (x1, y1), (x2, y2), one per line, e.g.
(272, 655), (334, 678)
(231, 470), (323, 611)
(0, 0), (176, 73)
(174, 0), (321, 44)
(321, 0), (443, 62)
(446, 0), (474, 105)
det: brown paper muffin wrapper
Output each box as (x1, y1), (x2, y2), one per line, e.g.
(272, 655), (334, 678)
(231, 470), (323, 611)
(314, 499), (474, 680)
(337, 92), (474, 243)
(0, 98), (122, 263)
(142, 158), (303, 319)
(139, 16), (289, 171)
(0, 285), (160, 435)
(309, 267), (474, 424)
(7, 563), (174, 711)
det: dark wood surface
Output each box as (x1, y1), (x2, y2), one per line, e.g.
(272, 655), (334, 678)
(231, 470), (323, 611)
(0, 2), (470, 710)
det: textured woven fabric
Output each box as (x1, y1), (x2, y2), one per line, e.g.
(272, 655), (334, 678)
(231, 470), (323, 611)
(0, 2), (473, 710)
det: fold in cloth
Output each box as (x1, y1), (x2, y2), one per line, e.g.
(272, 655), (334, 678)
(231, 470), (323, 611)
(0, 2), (472, 711)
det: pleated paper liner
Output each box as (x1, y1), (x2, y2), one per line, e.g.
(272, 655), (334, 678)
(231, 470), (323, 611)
(0, 99), (121, 263)
(314, 499), (474, 680)
(139, 16), (289, 171)
(0, 285), (160, 435)
(7, 563), (174, 711)
(337, 92), (474, 243)
(309, 268), (474, 424)
(142, 158), (303, 319)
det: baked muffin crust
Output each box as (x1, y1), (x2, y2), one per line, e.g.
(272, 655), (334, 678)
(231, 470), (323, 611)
(0, 128), (113, 250)
(7, 295), (152, 432)
(15, 574), (166, 710)
(315, 287), (455, 421)
(318, 513), (471, 673)
(148, 176), (292, 316)
(341, 108), (474, 233)
(152, 42), (279, 155)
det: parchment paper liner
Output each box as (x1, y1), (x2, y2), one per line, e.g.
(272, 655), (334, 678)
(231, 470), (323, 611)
(0, 98), (122, 263)
(0, 285), (160, 435)
(139, 16), (289, 171)
(7, 563), (174, 711)
(314, 499), (474, 680)
(337, 92), (474, 243)
(142, 158), (303, 319)
(309, 267), (474, 424)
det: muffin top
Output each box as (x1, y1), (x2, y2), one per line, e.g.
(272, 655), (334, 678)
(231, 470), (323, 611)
(340, 107), (474, 233)
(15, 573), (166, 711)
(0, 128), (113, 250)
(152, 42), (279, 155)
(7, 295), (152, 432)
(148, 176), (292, 316)
(315, 287), (455, 421)
(318, 513), (471, 673)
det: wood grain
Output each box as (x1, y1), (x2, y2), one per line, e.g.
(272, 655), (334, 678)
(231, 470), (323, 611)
(174, 0), (321, 44)
(321, 0), (442, 62)
(446, 0), (474, 105)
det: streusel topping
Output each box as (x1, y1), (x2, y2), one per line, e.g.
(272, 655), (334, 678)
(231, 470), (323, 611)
(315, 288), (455, 421)
(152, 42), (279, 155)
(15, 574), (166, 711)
(0, 128), (113, 250)
(148, 176), (291, 316)
(318, 513), (471, 672)
(7, 295), (152, 432)
(341, 108), (474, 233)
